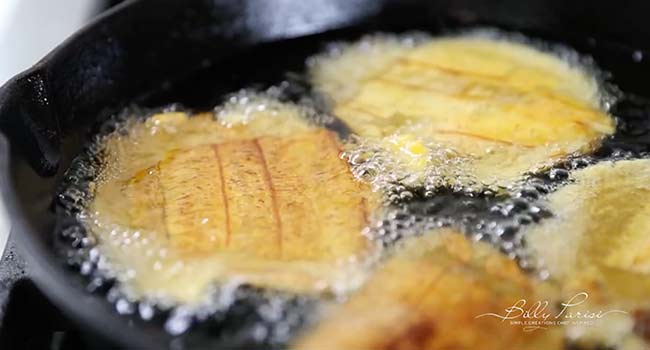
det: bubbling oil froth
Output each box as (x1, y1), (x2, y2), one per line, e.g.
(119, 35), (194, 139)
(52, 29), (650, 348)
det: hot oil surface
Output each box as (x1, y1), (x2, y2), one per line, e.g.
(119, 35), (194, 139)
(54, 27), (650, 350)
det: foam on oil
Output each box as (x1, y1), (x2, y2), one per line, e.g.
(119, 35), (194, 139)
(54, 29), (650, 349)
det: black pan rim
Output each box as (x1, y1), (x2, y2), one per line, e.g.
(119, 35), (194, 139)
(0, 1), (176, 348)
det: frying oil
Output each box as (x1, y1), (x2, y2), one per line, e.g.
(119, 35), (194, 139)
(54, 29), (650, 350)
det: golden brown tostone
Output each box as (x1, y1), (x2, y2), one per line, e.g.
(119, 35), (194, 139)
(310, 36), (615, 187)
(295, 231), (563, 350)
(90, 110), (378, 302)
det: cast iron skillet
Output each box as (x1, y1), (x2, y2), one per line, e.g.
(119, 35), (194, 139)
(1, 0), (650, 348)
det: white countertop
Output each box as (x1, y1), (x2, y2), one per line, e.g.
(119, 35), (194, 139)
(0, 0), (100, 255)
(0, 201), (7, 258)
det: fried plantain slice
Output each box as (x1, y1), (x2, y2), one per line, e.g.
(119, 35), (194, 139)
(310, 35), (615, 188)
(524, 159), (650, 348)
(295, 230), (563, 350)
(89, 102), (378, 303)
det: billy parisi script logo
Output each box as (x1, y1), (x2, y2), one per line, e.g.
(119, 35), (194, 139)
(475, 292), (628, 332)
